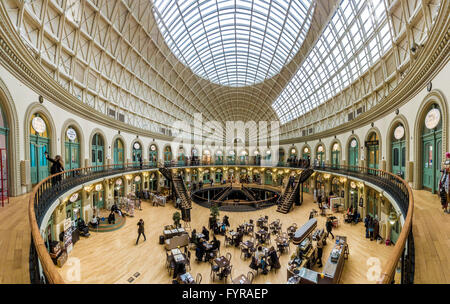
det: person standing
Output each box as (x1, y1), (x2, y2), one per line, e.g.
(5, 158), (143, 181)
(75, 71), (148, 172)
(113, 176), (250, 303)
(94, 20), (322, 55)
(326, 217), (334, 239)
(364, 215), (370, 238)
(44, 151), (64, 185)
(316, 238), (324, 267)
(136, 219), (146, 245)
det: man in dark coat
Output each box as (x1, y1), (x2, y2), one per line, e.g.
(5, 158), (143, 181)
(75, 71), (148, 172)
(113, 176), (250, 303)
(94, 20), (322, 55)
(136, 219), (146, 244)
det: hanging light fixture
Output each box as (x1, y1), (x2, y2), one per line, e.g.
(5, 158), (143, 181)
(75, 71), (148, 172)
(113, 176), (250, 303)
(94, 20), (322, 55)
(388, 211), (398, 225)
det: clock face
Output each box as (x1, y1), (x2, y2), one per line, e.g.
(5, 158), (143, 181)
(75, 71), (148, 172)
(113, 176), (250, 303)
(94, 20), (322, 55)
(317, 145), (324, 152)
(150, 145), (156, 151)
(425, 108), (440, 129)
(351, 139), (357, 148)
(134, 176), (141, 182)
(350, 182), (356, 189)
(333, 143), (339, 151)
(394, 125), (405, 140)
(304, 147), (309, 153)
(116, 179), (122, 185)
(133, 142), (141, 149)
(291, 149), (296, 154)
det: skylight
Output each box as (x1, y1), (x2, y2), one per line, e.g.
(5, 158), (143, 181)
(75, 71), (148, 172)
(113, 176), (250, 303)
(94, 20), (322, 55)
(272, 0), (392, 124)
(153, 0), (314, 87)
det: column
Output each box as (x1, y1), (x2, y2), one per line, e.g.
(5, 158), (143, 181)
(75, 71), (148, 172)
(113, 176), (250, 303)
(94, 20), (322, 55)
(53, 199), (67, 241)
(361, 184), (367, 218)
(81, 187), (93, 222)
(344, 180), (349, 209)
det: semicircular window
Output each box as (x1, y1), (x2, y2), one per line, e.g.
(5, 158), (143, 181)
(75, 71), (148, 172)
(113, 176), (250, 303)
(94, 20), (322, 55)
(153, 0), (314, 87)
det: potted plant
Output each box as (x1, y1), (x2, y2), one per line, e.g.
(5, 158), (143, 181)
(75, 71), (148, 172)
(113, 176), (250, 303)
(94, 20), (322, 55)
(172, 211), (181, 228)
(209, 204), (220, 229)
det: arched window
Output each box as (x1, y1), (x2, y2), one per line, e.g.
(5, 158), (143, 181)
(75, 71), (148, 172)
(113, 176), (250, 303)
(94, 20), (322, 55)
(114, 138), (124, 168)
(64, 127), (80, 170)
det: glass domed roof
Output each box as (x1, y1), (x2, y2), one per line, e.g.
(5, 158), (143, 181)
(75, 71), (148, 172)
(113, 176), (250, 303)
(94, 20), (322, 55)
(153, 0), (314, 87)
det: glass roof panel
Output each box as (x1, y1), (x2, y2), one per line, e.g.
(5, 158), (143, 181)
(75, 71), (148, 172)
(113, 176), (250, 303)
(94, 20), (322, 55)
(153, 0), (314, 87)
(273, 0), (393, 124)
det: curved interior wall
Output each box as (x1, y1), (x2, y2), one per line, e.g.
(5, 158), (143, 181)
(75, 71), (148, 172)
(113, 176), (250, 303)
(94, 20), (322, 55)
(0, 48), (449, 196)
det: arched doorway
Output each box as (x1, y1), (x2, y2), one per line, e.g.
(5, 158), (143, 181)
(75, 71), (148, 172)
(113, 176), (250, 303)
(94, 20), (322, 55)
(149, 144), (158, 166)
(348, 137), (359, 171)
(215, 169), (223, 183)
(391, 123), (406, 178)
(132, 141), (142, 167)
(113, 138), (124, 169)
(366, 132), (379, 174)
(302, 146), (310, 160)
(164, 146), (172, 166)
(239, 150), (248, 165)
(264, 170), (272, 185)
(203, 169), (211, 183)
(177, 147), (186, 166)
(316, 144), (325, 167)
(91, 133), (104, 170)
(253, 150), (261, 166)
(288, 146), (297, 164)
(202, 150), (211, 164)
(0, 107), (8, 203)
(278, 148), (285, 166)
(215, 150), (223, 165)
(30, 113), (50, 184)
(421, 104), (442, 192)
(149, 172), (158, 191)
(227, 150), (236, 165)
(64, 126), (80, 170)
(331, 142), (340, 169)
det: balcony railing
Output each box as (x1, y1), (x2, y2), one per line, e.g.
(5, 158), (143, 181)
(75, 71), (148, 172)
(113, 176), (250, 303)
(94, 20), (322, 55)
(29, 160), (413, 284)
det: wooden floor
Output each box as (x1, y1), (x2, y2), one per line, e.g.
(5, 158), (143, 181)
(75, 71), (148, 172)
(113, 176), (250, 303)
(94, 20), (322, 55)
(56, 192), (395, 284)
(1, 187), (449, 284)
(411, 189), (450, 283)
(0, 193), (31, 284)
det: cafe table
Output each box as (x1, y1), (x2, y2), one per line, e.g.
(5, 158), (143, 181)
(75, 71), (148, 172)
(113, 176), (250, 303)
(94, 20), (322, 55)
(214, 256), (230, 269)
(232, 274), (251, 284)
(171, 248), (182, 255)
(179, 272), (195, 284)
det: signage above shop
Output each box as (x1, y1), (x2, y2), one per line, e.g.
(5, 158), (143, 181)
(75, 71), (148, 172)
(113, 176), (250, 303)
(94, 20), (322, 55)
(32, 116), (46, 133)
(425, 108), (440, 129)
(216, 150), (222, 155)
(333, 143), (339, 151)
(69, 193), (79, 202)
(291, 149), (296, 154)
(394, 125), (405, 140)
(115, 179), (122, 185)
(134, 176), (141, 182)
(66, 128), (77, 141)
(95, 184), (102, 191)
(365, 140), (379, 147)
(304, 147), (309, 153)
(317, 145), (324, 152)
(350, 181), (357, 189)
(229, 151), (235, 155)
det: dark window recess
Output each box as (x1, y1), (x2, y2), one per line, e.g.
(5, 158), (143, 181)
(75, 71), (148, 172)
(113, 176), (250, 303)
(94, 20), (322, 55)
(348, 112), (354, 121)
(118, 113), (125, 122)
(302, 130), (307, 137)
(108, 108), (116, 117)
(308, 128), (313, 134)
(356, 106), (365, 115)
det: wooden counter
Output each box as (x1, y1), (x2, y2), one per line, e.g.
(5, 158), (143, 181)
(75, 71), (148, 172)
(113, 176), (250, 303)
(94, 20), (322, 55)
(321, 235), (348, 284)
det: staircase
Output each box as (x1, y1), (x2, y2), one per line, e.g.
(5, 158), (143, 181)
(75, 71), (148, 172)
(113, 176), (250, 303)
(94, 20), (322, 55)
(276, 168), (314, 214)
(212, 186), (232, 201)
(158, 166), (192, 214)
(241, 185), (257, 201)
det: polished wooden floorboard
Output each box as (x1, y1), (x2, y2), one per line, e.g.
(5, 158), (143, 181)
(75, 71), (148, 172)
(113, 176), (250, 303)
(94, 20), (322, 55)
(57, 192), (395, 284)
(0, 194), (31, 284)
(412, 190), (450, 284)
(1, 187), (449, 284)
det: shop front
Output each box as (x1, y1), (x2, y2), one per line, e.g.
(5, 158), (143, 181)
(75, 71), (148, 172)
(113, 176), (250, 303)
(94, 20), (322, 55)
(92, 184), (104, 209)
(113, 138), (124, 169)
(348, 138), (359, 171)
(149, 144), (158, 166)
(215, 169), (223, 183)
(331, 143), (340, 168)
(215, 150), (223, 165)
(366, 132), (379, 174)
(421, 105), (442, 193)
(132, 142), (142, 167)
(91, 133), (104, 170)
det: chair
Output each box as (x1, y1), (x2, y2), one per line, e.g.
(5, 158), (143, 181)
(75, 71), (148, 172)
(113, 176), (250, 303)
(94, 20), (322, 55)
(222, 265), (233, 283)
(247, 271), (255, 284)
(195, 273), (202, 284)
(210, 263), (220, 281)
(226, 252), (232, 263)
(186, 251), (191, 271)
(224, 235), (233, 247)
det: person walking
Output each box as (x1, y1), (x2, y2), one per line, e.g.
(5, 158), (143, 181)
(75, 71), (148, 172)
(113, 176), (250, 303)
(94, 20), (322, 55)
(326, 217), (334, 239)
(136, 219), (146, 245)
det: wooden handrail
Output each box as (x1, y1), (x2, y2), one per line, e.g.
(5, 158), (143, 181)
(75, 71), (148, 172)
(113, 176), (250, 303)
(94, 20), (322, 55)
(29, 162), (413, 284)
